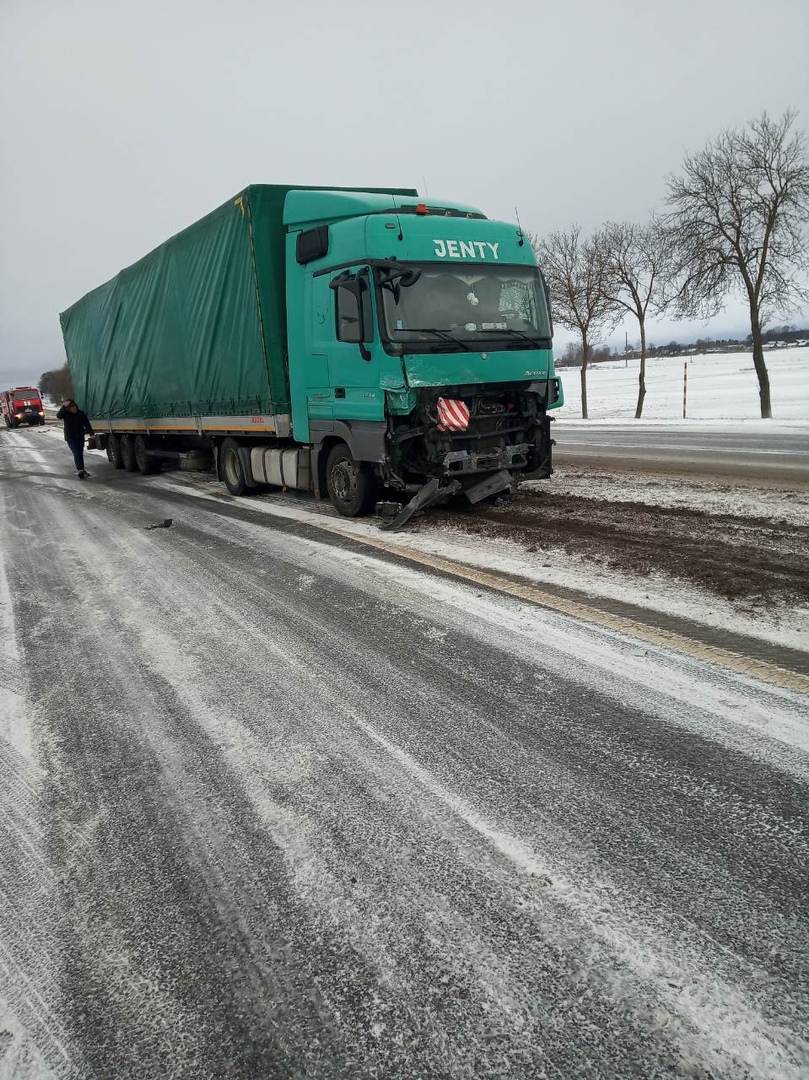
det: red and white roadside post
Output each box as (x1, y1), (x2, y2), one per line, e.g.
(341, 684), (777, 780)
(683, 361), (688, 419)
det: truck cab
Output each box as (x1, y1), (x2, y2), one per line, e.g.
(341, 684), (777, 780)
(283, 191), (562, 516)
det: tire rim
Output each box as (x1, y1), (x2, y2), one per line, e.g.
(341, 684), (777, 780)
(331, 459), (357, 504)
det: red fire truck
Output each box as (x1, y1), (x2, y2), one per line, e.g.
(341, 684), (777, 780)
(1, 387), (46, 428)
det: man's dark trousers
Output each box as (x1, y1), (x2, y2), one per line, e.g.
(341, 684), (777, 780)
(66, 436), (85, 473)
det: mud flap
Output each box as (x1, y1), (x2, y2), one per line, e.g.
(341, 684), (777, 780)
(380, 477), (461, 532)
(463, 469), (513, 505)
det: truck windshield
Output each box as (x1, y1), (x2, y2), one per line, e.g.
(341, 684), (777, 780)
(378, 264), (551, 351)
(13, 391), (40, 402)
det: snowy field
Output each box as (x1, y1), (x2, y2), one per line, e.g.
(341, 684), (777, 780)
(556, 347), (809, 422)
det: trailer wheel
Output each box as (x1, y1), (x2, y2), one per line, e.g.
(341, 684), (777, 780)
(134, 435), (160, 475)
(107, 434), (125, 469)
(120, 434), (139, 472)
(325, 442), (374, 517)
(221, 438), (248, 496)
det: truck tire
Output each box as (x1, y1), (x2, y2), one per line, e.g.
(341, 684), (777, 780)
(120, 434), (139, 471)
(221, 438), (248, 496)
(325, 442), (374, 517)
(107, 433), (125, 469)
(134, 435), (160, 474)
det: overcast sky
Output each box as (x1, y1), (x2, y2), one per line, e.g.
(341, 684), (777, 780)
(1, 0), (808, 387)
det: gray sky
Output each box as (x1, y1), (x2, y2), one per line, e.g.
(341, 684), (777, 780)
(2, 0), (808, 387)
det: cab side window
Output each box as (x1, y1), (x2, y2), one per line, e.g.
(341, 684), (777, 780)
(336, 284), (362, 343)
(335, 271), (373, 344)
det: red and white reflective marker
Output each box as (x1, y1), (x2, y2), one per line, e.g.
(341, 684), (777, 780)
(436, 398), (470, 432)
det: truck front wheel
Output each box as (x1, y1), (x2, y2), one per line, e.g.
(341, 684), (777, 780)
(325, 443), (374, 517)
(221, 438), (248, 496)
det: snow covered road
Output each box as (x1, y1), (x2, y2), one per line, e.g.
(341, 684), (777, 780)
(2, 427), (808, 1078)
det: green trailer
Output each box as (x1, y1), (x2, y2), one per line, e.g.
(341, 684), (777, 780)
(60, 184), (562, 523)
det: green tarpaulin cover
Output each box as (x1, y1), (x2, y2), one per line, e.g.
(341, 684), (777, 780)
(61, 186), (296, 420)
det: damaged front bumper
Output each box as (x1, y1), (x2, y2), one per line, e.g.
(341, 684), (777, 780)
(442, 442), (530, 476)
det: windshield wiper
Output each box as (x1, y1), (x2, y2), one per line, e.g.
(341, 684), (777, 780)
(405, 328), (474, 352)
(475, 327), (549, 348)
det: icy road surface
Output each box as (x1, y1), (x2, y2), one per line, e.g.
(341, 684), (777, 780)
(1, 428), (808, 1079)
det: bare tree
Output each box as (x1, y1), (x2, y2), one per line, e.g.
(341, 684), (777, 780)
(561, 341), (614, 366)
(39, 364), (73, 401)
(666, 110), (809, 418)
(535, 226), (618, 419)
(595, 220), (671, 418)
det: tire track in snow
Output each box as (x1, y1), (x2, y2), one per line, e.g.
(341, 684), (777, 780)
(43, 487), (809, 1077)
(2, 439), (808, 1077)
(2, 487), (373, 1077)
(183, 500), (809, 778)
(0, 461), (72, 1079)
(0, 428), (59, 476)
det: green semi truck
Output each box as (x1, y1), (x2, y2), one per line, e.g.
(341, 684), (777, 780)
(60, 184), (562, 525)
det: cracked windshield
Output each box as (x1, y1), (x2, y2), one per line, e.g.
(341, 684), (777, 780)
(380, 264), (551, 346)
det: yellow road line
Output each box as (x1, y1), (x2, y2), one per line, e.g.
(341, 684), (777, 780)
(167, 478), (809, 695)
(300, 516), (809, 696)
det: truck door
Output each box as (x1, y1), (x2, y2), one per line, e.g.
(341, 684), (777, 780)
(305, 272), (335, 423)
(313, 265), (384, 422)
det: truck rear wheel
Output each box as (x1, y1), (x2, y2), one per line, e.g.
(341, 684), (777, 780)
(120, 434), (138, 471)
(325, 443), (374, 517)
(134, 435), (160, 474)
(221, 438), (248, 496)
(107, 434), (125, 469)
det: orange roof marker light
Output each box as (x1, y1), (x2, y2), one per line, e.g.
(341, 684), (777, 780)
(415, 203), (429, 215)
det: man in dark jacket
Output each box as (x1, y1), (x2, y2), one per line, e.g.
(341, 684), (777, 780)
(56, 399), (94, 478)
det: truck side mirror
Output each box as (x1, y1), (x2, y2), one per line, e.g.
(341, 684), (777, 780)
(377, 263), (421, 304)
(330, 270), (372, 361)
(540, 270), (554, 337)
